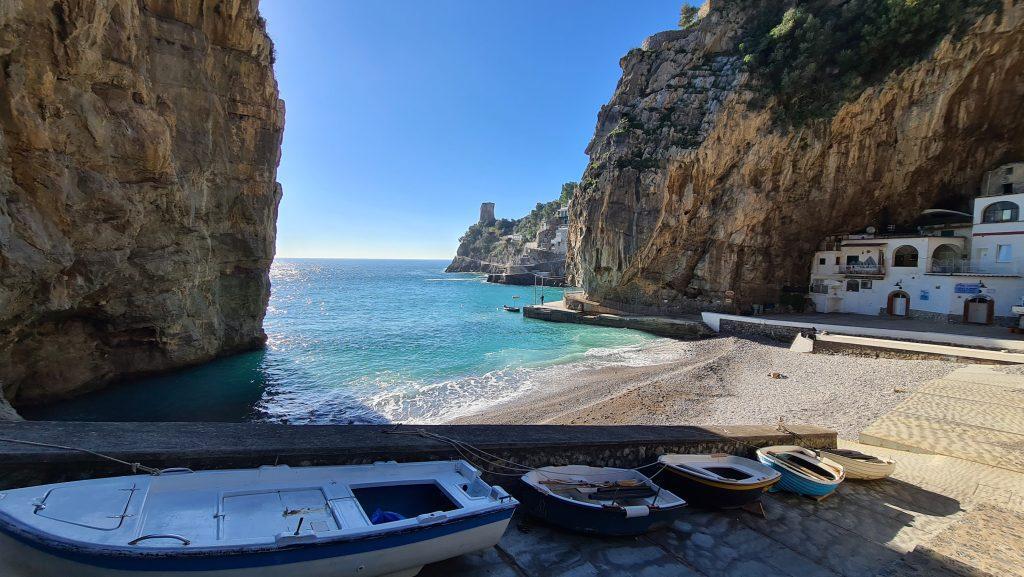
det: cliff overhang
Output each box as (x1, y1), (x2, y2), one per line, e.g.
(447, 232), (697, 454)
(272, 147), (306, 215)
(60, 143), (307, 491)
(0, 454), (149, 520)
(567, 0), (1023, 312)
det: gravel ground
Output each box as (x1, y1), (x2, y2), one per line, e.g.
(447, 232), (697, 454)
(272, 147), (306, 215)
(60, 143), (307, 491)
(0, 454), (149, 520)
(993, 363), (1024, 375)
(454, 336), (961, 439)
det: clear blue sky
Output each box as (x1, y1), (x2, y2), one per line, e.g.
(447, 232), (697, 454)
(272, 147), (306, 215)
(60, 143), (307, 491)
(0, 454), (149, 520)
(261, 0), (684, 259)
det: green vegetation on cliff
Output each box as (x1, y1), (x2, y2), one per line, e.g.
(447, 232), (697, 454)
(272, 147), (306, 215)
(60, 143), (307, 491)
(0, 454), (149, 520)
(741, 0), (1002, 123)
(453, 182), (576, 265)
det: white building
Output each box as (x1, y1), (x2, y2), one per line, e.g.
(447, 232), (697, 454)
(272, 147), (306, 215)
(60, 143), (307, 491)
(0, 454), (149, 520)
(808, 163), (1024, 325)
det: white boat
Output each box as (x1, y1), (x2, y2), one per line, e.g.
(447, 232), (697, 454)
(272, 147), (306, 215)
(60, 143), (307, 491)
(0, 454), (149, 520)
(0, 460), (517, 577)
(817, 448), (896, 480)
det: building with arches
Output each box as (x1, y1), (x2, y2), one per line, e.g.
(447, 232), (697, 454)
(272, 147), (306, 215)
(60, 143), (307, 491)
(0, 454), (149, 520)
(808, 163), (1024, 326)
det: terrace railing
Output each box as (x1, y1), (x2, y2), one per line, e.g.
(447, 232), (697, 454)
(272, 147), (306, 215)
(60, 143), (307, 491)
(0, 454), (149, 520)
(928, 261), (1020, 276)
(838, 264), (885, 276)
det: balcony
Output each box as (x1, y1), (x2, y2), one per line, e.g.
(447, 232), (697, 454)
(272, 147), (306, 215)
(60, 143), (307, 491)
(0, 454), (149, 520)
(927, 261), (1020, 277)
(838, 264), (885, 277)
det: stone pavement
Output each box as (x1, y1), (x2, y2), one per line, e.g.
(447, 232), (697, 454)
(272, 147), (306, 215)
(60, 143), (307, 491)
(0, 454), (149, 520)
(420, 438), (1024, 577)
(861, 366), (1024, 473)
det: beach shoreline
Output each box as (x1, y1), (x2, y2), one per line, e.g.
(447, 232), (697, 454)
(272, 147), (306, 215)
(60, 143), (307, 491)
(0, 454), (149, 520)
(451, 335), (961, 440)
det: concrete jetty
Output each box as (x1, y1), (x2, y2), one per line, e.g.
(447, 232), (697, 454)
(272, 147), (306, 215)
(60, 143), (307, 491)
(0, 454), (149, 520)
(523, 301), (713, 339)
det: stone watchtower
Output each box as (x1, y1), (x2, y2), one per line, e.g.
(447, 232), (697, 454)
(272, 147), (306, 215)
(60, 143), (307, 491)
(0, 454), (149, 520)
(479, 202), (496, 225)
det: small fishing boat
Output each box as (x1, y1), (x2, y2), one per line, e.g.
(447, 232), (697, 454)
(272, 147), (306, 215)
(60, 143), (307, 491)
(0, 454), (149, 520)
(817, 448), (895, 480)
(654, 453), (781, 509)
(502, 305), (520, 313)
(0, 460), (517, 577)
(756, 445), (845, 498)
(519, 465), (686, 536)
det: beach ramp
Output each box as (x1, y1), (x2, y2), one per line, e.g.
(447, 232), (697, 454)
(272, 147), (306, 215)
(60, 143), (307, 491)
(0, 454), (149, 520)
(860, 366), (1024, 473)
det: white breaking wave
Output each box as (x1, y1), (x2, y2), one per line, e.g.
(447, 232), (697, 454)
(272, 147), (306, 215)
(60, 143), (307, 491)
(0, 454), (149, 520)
(365, 338), (689, 424)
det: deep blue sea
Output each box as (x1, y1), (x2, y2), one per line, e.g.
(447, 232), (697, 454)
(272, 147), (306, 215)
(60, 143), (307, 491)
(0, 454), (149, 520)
(25, 259), (655, 423)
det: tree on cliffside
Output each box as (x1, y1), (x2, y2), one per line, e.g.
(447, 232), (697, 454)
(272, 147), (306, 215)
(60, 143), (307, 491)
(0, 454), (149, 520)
(560, 182), (577, 204)
(679, 5), (700, 29)
(741, 0), (1003, 123)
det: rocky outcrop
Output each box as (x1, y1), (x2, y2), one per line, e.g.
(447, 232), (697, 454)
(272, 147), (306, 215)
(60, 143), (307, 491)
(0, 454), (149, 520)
(0, 0), (284, 406)
(446, 200), (567, 275)
(568, 0), (1024, 311)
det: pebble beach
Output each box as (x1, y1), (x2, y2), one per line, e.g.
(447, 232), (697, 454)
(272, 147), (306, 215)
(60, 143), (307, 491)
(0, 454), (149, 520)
(454, 336), (960, 439)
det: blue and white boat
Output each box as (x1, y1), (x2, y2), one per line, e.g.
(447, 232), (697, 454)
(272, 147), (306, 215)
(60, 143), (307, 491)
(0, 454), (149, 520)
(755, 445), (845, 498)
(0, 460), (517, 577)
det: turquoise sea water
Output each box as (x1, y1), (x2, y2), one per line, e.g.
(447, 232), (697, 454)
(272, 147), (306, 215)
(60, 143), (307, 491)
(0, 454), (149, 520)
(26, 259), (655, 423)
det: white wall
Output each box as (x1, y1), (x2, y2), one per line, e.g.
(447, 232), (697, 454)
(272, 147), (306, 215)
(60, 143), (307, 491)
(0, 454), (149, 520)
(981, 163), (1024, 197)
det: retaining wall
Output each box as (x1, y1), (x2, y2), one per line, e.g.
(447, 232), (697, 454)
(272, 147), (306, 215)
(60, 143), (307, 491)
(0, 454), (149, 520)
(718, 318), (806, 342)
(0, 422), (834, 489)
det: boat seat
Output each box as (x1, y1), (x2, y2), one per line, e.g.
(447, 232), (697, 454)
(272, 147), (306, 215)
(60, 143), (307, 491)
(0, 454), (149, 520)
(34, 481), (138, 531)
(217, 489), (340, 541)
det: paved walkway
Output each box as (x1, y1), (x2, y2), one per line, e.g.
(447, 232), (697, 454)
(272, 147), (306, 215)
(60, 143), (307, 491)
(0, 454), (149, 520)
(704, 311), (1024, 351)
(861, 366), (1024, 473)
(420, 365), (1024, 576)
(421, 439), (1024, 577)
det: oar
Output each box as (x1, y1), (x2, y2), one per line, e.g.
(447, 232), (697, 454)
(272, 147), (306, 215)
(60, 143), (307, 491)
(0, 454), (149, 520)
(768, 452), (834, 483)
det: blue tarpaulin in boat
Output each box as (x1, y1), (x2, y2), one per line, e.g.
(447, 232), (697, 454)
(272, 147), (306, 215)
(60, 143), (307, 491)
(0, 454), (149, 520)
(370, 509), (406, 524)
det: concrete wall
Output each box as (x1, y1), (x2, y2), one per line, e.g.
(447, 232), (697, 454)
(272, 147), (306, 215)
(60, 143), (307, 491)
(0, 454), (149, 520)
(703, 312), (1024, 351)
(980, 162), (1024, 196)
(718, 319), (805, 343)
(0, 422), (835, 489)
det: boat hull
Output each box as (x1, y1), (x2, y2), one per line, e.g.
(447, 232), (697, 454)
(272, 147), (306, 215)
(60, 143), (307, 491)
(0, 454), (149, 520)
(0, 509), (513, 577)
(652, 467), (777, 509)
(766, 466), (839, 498)
(516, 481), (682, 536)
(755, 447), (843, 498)
(818, 451), (895, 480)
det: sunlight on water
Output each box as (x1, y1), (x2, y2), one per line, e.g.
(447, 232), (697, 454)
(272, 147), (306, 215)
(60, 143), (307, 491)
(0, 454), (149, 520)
(26, 259), (655, 423)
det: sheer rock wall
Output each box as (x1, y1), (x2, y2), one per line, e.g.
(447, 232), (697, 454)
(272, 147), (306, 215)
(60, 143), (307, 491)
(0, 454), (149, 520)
(0, 0), (284, 406)
(568, 0), (1024, 311)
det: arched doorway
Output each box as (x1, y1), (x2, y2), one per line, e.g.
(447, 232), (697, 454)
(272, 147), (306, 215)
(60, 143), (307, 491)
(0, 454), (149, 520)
(963, 295), (994, 325)
(887, 291), (910, 317)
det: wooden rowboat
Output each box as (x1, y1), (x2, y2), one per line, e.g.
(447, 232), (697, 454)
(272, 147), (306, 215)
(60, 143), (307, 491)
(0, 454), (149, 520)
(0, 460), (517, 577)
(654, 454), (781, 509)
(519, 465), (686, 536)
(756, 445), (845, 498)
(817, 448), (895, 480)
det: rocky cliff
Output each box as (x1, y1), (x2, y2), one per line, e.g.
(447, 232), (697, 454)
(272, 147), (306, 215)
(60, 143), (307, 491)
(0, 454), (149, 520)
(568, 0), (1024, 311)
(447, 190), (572, 274)
(0, 0), (283, 407)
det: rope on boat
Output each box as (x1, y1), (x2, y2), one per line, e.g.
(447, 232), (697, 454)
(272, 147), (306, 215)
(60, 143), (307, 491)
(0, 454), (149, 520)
(776, 418), (813, 447)
(383, 427), (669, 482)
(0, 437), (162, 475)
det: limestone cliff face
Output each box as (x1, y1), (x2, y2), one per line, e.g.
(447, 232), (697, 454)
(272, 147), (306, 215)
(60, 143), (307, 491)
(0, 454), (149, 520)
(0, 0), (284, 406)
(568, 0), (1024, 311)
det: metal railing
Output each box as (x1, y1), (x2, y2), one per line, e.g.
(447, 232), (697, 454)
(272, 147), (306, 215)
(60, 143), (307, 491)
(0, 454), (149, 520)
(928, 261), (1019, 276)
(838, 264), (885, 276)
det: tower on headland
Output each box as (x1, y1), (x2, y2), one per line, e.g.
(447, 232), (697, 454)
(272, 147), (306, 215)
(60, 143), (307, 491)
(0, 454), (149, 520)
(479, 202), (496, 225)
